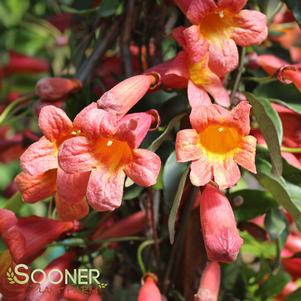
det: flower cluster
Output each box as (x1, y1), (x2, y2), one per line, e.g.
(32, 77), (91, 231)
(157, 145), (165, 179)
(16, 75), (161, 220)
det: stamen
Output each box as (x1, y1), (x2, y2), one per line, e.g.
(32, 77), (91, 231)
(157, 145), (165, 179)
(106, 140), (113, 146)
(219, 10), (224, 18)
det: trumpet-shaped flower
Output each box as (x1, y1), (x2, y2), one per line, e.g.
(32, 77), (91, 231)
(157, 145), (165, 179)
(174, 0), (268, 76)
(199, 184), (243, 262)
(15, 105), (90, 220)
(176, 101), (256, 188)
(138, 274), (161, 301)
(59, 104), (161, 211)
(150, 49), (230, 107)
(194, 261), (220, 301)
(253, 54), (301, 93)
(0, 209), (79, 264)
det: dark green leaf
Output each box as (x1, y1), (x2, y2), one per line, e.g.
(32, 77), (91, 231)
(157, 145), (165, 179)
(283, 0), (301, 28)
(256, 269), (290, 298)
(163, 152), (188, 211)
(98, 0), (120, 17)
(256, 158), (301, 231)
(230, 189), (277, 222)
(246, 93), (283, 175)
(165, 154), (189, 244)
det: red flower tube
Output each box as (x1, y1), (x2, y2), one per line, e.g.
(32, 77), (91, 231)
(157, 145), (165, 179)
(138, 274), (161, 301)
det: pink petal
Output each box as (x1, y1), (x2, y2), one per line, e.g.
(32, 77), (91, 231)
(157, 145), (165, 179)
(190, 104), (230, 132)
(73, 102), (117, 138)
(234, 135), (257, 173)
(176, 129), (202, 162)
(124, 149), (161, 186)
(115, 112), (153, 148)
(38, 105), (73, 142)
(58, 136), (96, 174)
(190, 157), (212, 186)
(56, 168), (90, 201)
(213, 159), (241, 189)
(187, 80), (212, 108)
(209, 38), (239, 77)
(55, 193), (89, 221)
(226, 100), (251, 135)
(20, 136), (57, 176)
(87, 167), (125, 211)
(218, 0), (247, 12)
(186, 0), (217, 24)
(181, 26), (209, 63)
(15, 170), (57, 203)
(282, 152), (301, 169)
(204, 73), (230, 107)
(149, 51), (189, 89)
(97, 75), (154, 118)
(231, 10), (268, 47)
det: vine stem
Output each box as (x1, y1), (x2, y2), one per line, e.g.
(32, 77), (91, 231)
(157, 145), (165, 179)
(281, 147), (301, 153)
(137, 240), (155, 275)
(230, 47), (246, 104)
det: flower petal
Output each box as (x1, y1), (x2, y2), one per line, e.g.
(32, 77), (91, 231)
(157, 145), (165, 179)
(87, 167), (125, 211)
(115, 112), (153, 148)
(257, 55), (287, 76)
(55, 193), (89, 221)
(218, 0), (247, 12)
(204, 73), (230, 107)
(231, 10), (268, 47)
(226, 100), (251, 135)
(38, 105), (73, 142)
(187, 80), (212, 108)
(124, 149), (161, 186)
(20, 137), (57, 176)
(213, 159), (241, 189)
(190, 157), (212, 186)
(176, 129), (202, 162)
(186, 0), (217, 24)
(234, 135), (257, 173)
(97, 75), (154, 118)
(208, 38), (238, 77)
(190, 104), (229, 132)
(73, 102), (117, 138)
(15, 170), (57, 203)
(59, 136), (96, 174)
(56, 168), (90, 201)
(180, 26), (209, 63)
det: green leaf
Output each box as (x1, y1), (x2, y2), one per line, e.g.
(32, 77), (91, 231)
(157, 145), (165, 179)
(1, 192), (23, 212)
(0, 0), (29, 27)
(165, 155), (189, 244)
(256, 158), (301, 231)
(240, 231), (276, 259)
(230, 189), (277, 222)
(98, 0), (120, 17)
(256, 269), (290, 299)
(246, 93), (283, 175)
(163, 152), (188, 211)
(285, 288), (301, 301)
(271, 99), (301, 116)
(283, 0), (301, 28)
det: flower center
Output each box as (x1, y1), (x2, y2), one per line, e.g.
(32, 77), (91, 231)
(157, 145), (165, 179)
(199, 124), (242, 154)
(94, 137), (133, 170)
(189, 58), (212, 86)
(199, 10), (234, 43)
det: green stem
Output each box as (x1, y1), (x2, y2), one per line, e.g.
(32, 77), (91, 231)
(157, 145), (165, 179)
(230, 47), (246, 104)
(281, 147), (301, 153)
(137, 240), (155, 275)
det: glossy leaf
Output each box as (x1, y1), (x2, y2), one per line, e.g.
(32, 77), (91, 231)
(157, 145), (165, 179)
(246, 93), (283, 176)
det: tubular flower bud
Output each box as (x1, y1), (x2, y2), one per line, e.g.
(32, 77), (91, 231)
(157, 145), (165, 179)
(97, 74), (158, 118)
(36, 77), (82, 101)
(138, 274), (162, 301)
(194, 261), (221, 301)
(0, 209), (79, 264)
(199, 185), (243, 263)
